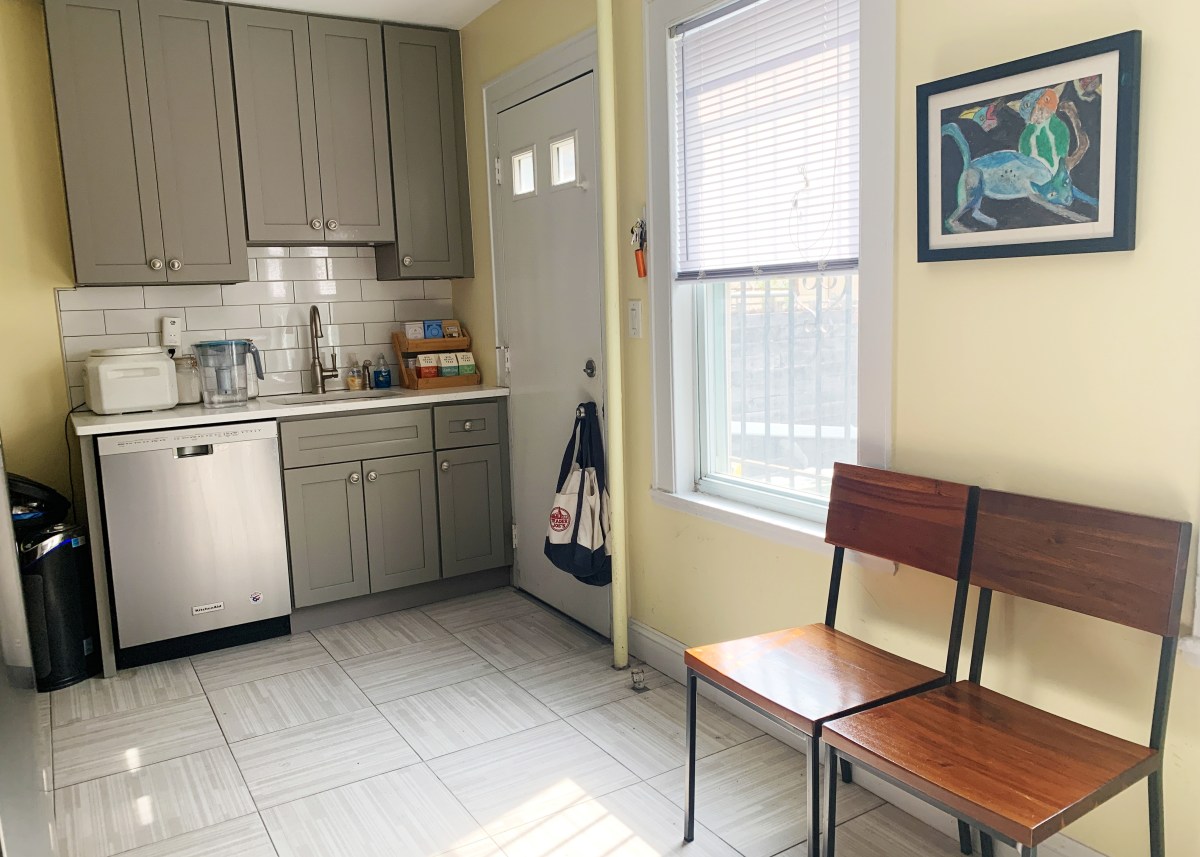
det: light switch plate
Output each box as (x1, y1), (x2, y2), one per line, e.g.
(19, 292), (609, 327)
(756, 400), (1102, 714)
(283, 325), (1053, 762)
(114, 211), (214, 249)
(627, 299), (643, 338)
(161, 316), (182, 347)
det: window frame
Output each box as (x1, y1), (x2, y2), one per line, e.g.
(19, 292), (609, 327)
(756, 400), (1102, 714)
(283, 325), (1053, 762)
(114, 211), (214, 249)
(643, 0), (895, 529)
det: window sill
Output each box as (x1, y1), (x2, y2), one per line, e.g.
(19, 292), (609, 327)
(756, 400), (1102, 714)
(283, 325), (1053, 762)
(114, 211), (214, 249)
(648, 488), (897, 575)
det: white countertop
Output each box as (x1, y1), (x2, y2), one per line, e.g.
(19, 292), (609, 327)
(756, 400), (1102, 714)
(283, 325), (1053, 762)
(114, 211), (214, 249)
(71, 385), (510, 436)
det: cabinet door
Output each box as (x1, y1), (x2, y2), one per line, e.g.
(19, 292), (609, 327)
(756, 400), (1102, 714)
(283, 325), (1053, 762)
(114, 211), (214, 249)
(436, 445), (508, 578)
(364, 454), (439, 593)
(229, 7), (324, 244)
(377, 26), (473, 280)
(45, 0), (167, 285)
(285, 463), (370, 608)
(309, 17), (394, 243)
(140, 0), (248, 283)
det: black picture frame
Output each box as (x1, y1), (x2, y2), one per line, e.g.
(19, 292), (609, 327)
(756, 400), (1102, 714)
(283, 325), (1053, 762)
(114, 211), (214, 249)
(916, 31), (1141, 263)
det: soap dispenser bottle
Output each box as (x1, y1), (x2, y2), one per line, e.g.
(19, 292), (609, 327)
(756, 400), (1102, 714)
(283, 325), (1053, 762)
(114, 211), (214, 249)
(373, 353), (392, 389)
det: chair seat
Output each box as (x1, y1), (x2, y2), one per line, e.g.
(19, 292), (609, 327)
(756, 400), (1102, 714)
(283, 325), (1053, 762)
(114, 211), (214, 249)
(822, 681), (1160, 847)
(683, 624), (945, 734)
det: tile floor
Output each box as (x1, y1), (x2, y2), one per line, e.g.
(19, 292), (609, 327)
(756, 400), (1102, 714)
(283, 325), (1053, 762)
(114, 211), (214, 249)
(48, 587), (966, 857)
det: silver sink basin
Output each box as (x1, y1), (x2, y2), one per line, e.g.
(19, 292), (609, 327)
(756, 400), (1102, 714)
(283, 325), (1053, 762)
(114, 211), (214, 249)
(270, 389), (408, 406)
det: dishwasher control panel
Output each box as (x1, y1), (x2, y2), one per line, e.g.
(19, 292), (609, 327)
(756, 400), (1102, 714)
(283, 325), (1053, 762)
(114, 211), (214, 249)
(97, 421), (278, 456)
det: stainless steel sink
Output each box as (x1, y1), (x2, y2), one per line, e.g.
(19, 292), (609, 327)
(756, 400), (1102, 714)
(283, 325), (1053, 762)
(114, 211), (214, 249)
(270, 389), (408, 406)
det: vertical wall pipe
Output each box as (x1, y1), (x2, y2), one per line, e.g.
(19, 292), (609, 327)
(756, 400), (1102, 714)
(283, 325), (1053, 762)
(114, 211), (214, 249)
(595, 0), (629, 668)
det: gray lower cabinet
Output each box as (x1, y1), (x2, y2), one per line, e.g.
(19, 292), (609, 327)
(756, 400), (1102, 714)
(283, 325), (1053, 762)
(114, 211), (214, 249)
(46, 0), (248, 285)
(377, 26), (473, 280)
(285, 462), (370, 608)
(230, 10), (394, 244)
(437, 445), (507, 578)
(364, 454), (440, 592)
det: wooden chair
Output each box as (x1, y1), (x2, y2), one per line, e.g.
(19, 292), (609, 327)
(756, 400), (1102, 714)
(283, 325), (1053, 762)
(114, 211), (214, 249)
(682, 463), (980, 857)
(820, 489), (1191, 857)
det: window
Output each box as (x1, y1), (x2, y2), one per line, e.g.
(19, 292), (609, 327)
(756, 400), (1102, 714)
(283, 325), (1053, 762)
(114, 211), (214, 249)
(646, 0), (894, 526)
(512, 148), (536, 196)
(550, 135), (577, 186)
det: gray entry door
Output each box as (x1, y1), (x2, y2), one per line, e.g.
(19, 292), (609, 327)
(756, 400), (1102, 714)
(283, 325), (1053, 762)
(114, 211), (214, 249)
(494, 73), (610, 636)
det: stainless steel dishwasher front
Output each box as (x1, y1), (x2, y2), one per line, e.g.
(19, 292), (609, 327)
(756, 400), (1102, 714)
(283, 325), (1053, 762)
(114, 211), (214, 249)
(97, 421), (291, 648)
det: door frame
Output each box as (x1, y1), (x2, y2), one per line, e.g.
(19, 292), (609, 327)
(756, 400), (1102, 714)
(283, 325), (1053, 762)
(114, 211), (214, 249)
(483, 31), (608, 598)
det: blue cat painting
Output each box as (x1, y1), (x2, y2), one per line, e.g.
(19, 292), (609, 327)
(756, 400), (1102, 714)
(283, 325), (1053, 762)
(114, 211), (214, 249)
(940, 77), (1102, 234)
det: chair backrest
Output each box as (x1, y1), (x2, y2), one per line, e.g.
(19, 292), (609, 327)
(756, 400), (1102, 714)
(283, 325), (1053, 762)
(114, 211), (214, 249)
(972, 489), (1191, 637)
(826, 463), (977, 580)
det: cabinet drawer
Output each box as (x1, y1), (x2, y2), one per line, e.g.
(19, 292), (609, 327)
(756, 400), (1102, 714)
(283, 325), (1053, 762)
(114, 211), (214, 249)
(281, 409), (432, 467)
(434, 402), (499, 449)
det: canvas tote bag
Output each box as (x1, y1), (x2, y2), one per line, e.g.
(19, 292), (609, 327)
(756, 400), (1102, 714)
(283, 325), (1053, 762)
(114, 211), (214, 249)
(544, 402), (611, 586)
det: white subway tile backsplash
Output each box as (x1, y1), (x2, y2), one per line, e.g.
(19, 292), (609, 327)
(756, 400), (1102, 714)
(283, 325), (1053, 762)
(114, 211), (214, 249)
(256, 372), (304, 396)
(326, 258), (376, 280)
(393, 299), (454, 322)
(260, 302), (330, 328)
(257, 257), (328, 281)
(62, 334), (150, 361)
(262, 348), (313, 373)
(293, 280), (363, 303)
(149, 329), (226, 353)
(69, 386), (86, 408)
(361, 280), (424, 302)
(248, 246), (288, 258)
(289, 246), (357, 257)
(65, 361), (85, 386)
(225, 327), (305, 350)
(223, 281), (295, 305)
(144, 284), (222, 308)
(185, 305), (261, 330)
(329, 301), (395, 324)
(105, 307), (187, 335)
(423, 280), (453, 300)
(59, 311), (106, 337)
(58, 286), (146, 312)
(362, 322), (404, 345)
(322, 324), (365, 347)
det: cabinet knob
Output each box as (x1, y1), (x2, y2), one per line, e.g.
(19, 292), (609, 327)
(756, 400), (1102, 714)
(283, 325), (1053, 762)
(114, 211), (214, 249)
(168, 259), (183, 271)
(440, 461), (450, 472)
(348, 472), (361, 484)
(311, 218), (323, 230)
(366, 471), (378, 482)
(326, 219), (339, 231)
(463, 421), (473, 431)
(402, 255), (414, 267)
(148, 258), (164, 271)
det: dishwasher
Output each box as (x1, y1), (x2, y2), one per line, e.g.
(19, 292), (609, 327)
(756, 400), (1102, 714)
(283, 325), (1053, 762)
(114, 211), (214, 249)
(98, 421), (291, 649)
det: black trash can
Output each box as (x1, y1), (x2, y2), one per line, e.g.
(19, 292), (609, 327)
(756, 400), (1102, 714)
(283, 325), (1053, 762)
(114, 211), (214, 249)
(19, 524), (100, 692)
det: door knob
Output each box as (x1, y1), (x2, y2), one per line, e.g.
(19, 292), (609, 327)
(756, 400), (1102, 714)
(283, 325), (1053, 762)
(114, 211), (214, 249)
(148, 258), (164, 271)
(440, 461), (450, 472)
(583, 358), (597, 378)
(402, 255), (414, 267)
(326, 219), (338, 231)
(463, 421), (473, 431)
(366, 471), (378, 482)
(311, 218), (323, 230)
(348, 472), (361, 484)
(168, 259), (182, 271)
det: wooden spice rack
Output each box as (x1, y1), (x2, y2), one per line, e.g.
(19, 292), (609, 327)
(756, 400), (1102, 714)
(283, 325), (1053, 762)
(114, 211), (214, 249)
(392, 326), (482, 390)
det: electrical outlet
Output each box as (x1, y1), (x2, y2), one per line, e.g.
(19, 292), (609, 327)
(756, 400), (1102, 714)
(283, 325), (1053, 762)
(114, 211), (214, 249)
(627, 299), (643, 338)
(161, 316), (182, 348)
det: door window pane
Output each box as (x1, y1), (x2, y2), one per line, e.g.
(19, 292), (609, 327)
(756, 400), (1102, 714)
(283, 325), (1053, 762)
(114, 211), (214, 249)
(550, 135), (576, 186)
(512, 148), (535, 196)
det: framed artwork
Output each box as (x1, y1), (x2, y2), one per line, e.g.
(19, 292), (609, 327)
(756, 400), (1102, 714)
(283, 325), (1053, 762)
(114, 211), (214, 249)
(917, 31), (1141, 262)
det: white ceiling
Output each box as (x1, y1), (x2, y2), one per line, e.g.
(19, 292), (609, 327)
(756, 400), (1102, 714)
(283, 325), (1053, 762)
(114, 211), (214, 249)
(251, 0), (503, 30)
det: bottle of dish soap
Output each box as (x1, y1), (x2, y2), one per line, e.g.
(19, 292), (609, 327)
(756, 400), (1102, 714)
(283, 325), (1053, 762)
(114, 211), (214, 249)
(345, 353), (365, 391)
(373, 353), (392, 389)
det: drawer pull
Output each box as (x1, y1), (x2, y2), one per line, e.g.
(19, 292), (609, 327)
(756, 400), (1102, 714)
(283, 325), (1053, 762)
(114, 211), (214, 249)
(463, 421), (473, 431)
(441, 461), (450, 472)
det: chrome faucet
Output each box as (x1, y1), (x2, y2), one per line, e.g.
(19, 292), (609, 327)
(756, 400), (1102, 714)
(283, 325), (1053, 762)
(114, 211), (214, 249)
(309, 305), (338, 394)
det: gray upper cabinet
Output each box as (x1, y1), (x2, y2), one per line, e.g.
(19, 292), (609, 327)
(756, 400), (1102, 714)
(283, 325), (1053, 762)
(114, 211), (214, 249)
(228, 8), (323, 243)
(45, 0), (248, 285)
(437, 445), (508, 578)
(285, 462), (371, 608)
(364, 454), (439, 593)
(232, 11), (394, 244)
(377, 26), (473, 280)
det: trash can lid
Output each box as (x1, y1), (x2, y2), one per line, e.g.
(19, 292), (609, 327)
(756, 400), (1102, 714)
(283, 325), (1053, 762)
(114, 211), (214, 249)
(19, 524), (87, 567)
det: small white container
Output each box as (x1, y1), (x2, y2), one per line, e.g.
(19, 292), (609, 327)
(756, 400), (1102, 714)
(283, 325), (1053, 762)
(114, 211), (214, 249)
(83, 347), (179, 415)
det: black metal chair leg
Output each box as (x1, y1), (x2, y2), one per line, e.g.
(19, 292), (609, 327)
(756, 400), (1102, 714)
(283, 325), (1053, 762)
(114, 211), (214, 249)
(684, 670), (697, 842)
(1149, 769), (1165, 857)
(806, 735), (821, 857)
(822, 743), (838, 857)
(957, 820), (973, 854)
(839, 758), (853, 784)
(981, 831), (995, 857)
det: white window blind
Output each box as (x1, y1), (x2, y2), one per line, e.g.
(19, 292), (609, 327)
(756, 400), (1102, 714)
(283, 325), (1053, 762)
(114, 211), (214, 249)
(672, 0), (860, 280)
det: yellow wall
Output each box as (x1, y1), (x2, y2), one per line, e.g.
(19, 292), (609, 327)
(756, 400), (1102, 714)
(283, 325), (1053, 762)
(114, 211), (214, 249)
(460, 0), (1200, 854)
(0, 0), (73, 492)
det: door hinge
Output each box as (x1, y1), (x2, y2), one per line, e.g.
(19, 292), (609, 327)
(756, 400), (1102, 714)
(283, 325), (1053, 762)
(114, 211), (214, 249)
(494, 157), (502, 186)
(512, 523), (518, 549)
(503, 346), (512, 377)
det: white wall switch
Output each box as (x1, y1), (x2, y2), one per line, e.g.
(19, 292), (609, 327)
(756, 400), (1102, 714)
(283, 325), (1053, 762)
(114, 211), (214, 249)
(627, 299), (643, 339)
(161, 316), (182, 348)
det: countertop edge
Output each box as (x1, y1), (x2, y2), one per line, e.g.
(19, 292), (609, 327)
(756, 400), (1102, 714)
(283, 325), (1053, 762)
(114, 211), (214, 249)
(71, 386), (510, 436)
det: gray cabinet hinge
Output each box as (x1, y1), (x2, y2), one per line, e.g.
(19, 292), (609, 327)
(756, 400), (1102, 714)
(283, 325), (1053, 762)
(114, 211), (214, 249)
(512, 523), (518, 549)
(494, 157), (502, 186)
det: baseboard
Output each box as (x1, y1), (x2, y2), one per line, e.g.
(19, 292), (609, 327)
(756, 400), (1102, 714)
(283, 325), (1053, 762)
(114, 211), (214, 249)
(628, 619), (1107, 857)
